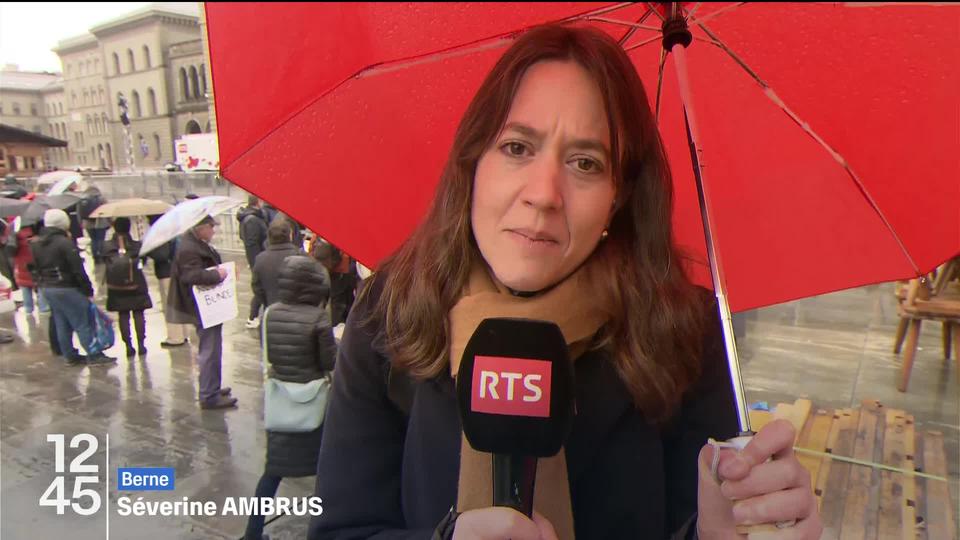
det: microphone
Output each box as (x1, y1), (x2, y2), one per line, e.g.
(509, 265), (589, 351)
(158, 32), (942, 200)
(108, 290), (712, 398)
(456, 318), (575, 517)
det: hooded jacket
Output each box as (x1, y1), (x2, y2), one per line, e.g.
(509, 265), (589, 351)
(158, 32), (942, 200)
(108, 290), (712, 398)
(237, 205), (268, 266)
(29, 227), (93, 297)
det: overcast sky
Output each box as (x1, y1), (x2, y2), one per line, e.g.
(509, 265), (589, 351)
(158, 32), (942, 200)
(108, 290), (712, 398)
(0, 3), (198, 73)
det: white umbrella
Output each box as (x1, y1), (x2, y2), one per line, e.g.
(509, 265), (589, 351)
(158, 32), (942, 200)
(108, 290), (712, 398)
(36, 170), (80, 187)
(47, 174), (89, 195)
(139, 195), (241, 256)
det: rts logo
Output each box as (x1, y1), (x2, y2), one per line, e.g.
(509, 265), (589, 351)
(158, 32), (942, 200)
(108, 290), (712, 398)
(470, 356), (551, 418)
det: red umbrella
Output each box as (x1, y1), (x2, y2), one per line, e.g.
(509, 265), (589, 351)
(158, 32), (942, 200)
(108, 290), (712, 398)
(206, 3), (960, 428)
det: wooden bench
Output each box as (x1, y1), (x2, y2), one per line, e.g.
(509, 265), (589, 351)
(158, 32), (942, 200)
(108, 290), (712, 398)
(751, 399), (957, 540)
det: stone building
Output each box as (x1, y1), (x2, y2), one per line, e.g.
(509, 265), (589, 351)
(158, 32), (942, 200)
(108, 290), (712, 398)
(0, 3), (211, 176)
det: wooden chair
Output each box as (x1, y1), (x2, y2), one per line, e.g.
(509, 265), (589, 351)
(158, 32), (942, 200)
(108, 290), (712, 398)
(895, 273), (960, 392)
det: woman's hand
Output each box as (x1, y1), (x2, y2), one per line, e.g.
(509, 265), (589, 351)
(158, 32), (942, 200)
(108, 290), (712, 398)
(697, 419), (823, 539)
(452, 507), (558, 540)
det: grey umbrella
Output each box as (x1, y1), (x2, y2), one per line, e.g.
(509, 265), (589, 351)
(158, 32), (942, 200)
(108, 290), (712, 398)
(19, 194), (84, 227)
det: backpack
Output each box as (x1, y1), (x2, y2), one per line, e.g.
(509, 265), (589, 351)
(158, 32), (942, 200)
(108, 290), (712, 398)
(105, 236), (139, 291)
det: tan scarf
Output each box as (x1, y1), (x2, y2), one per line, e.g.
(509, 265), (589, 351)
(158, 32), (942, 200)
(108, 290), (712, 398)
(449, 262), (609, 540)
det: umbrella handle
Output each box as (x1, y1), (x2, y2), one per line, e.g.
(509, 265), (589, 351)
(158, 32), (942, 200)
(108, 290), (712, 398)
(708, 435), (798, 533)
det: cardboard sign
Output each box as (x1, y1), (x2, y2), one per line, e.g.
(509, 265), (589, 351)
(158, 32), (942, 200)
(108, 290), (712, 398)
(192, 261), (238, 329)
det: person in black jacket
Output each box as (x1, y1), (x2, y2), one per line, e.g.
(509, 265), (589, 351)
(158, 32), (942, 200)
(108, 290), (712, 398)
(102, 217), (152, 357)
(30, 209), (115, 366)
(309, 25), (821, 540)
(167, 215), (236, 410)
(252, 219), (304, 310)
(244, 255), (336, 540)
(237, 196), (268, 328)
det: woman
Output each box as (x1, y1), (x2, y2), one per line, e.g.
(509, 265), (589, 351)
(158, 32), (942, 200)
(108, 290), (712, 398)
(245, 255), (337, 540)
(310, 25), (821, 540)
(102, 217), (152, 357)
(13, 224), (49, 315)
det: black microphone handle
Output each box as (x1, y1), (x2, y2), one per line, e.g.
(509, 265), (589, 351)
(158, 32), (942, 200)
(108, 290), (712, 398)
(492, 453), (538, 518)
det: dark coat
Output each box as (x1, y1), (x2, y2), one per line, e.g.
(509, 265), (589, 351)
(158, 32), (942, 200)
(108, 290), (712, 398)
(252, 243), (303, 309)
(166, 231), (223, 326)
(29, 228), (93, 297)
(237, 206), (268, 268)
(308, 276), (739, 540)
(102, 234), (153, 312)
(13, 227), (37, 288)
(263, 255), (337, 478)
(148, 240), (175, 280)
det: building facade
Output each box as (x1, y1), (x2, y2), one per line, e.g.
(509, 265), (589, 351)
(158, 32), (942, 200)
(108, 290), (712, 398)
(0, 3), (211, 176)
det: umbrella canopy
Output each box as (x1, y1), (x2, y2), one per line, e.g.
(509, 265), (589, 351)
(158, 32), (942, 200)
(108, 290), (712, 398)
(139, 195), (242, 257)
(19, 193), (84, 227)
(207, 2), (960, 313)
(88, 198), (173, 219)
(0, 198), (31, 218)
(35, 170), (81, 187)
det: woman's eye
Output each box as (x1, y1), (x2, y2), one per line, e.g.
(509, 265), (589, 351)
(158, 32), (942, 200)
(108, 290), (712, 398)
(502, 142), (528, 157)
(574, 157), (602, 173)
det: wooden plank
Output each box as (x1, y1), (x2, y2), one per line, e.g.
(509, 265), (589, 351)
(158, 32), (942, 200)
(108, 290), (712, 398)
(914, 434), (929, 540)
(813, 408), (845, 525)
(840, 400), (883, 540)
(901, 415), (917, 540)
(922, 431), (957, 540)
(748, 409), (774, 432)
(821, 408), (860, 539)
(878, 408), (909, 540)
(797, 409), (834, 511)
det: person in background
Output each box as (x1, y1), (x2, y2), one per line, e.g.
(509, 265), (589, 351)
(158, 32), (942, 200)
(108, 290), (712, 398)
(30, 209), (115, 366)
(12, 223), (49, 315)
(310, 242), (359, 327)
(167, 215), (236, 410)
(102, 217), (152, 357)
(252, 219), (303, 310)
(146, 214), (189, 348)
(237, 196), (269, 329)
(244, 255), (336, 540)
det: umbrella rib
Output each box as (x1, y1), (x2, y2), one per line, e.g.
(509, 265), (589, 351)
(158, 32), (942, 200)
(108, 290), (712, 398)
(616, 6), (655, 46)
(695, 21), (923, 277)
(687, 2), (747, 26)
(644, 2), (665, 21)
(655, 45), (666, 123)
(685, 2), (704, 20)
(587, 16), (662, 33)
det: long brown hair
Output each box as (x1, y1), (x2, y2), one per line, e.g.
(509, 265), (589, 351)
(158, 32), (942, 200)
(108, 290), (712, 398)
(366, 24), (707, 422)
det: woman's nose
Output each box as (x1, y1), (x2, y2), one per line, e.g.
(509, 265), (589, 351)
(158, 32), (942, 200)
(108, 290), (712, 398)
(521, 157), (564, 212)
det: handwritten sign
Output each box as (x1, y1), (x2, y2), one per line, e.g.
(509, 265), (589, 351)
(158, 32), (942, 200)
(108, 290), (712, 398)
(192, 262), (238, 329)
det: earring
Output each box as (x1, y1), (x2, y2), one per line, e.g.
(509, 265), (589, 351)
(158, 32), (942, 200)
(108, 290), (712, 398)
(601, 230), (608, 240)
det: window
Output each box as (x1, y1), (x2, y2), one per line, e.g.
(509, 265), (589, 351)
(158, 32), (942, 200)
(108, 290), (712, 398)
(143, 45), (151, 69)
(189, 66), (200, 100)
(153, 133), (161, 159)
(12, 102), (20, 115)
(185, 120), (201, 134)
(30, 103), (37, 116)
(99, 87), (105, 106)
(83, 90), (89, 106)
(127, 49), (136, 72)
(179, 68), (189, 101)
(86, 114), (92, 135)
(200, 64), (207, 97)
(132, 90), (142, 118)
(147, 88), (157, 116)
(113, 52), (121, 75)
(101, 113), (109, 134)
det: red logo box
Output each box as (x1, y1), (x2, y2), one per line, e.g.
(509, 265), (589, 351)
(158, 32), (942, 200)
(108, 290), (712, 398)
(470, 356), (552, 418)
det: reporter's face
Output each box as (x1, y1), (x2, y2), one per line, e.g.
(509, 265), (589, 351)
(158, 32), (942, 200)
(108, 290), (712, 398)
(471, 60), (615, 292)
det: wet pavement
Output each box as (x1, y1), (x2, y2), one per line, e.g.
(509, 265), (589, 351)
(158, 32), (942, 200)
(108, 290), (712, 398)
(1, 249), (957, 539)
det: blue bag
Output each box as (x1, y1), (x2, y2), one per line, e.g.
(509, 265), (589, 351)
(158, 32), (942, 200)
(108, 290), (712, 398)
(88, 303), (116, 353)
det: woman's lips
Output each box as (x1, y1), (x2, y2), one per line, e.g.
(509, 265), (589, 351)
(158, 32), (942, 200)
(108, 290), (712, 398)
(506, 228), (560, 250)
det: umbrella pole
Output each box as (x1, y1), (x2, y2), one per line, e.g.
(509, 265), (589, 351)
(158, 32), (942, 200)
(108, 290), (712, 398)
(667, 20), (752, 436)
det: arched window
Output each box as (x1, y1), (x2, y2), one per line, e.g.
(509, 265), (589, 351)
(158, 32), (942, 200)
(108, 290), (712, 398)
(153, 134), (161, 159)
(101, 113), (109, 134)
(105, 143), (113, 168)
(99, 87), (105, 106)
(85, 114), (92, 135)
(147, 88), (157, 116)
(127, 49), (136, 72)
(185, 120), (201, 134)
(200, 64), (207, 97)
(83, 90), (89, 106)
(113, 52), (121, 75)
(179, 68), (189, 102)
(132, 90), (142, 118)
(189, 66), (200, 100)
(143, 45), (151, 69)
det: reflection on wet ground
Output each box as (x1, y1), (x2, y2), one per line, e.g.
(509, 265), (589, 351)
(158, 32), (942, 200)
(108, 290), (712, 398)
(1, 252), (956, 538)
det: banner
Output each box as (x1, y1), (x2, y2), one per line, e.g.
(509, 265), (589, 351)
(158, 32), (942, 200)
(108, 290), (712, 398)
(192, 261), (238, 329)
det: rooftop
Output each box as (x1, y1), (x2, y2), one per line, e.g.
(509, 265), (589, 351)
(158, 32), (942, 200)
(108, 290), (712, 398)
(0, 68), (62, 92)
(0, 124), (67, 146)
(90, 2), (200, 35)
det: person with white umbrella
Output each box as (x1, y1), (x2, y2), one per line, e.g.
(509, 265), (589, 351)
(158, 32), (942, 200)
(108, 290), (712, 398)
(161, 205), (239, 410)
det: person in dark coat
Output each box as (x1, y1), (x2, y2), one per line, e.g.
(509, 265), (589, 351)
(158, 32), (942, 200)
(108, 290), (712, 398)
(147, 214), (189, 348)
(30, 209), (115, 366)
(167, 215), (236, 410)
(251, 219), (303, 310)
(102, 217), (153, 357)
(310, 242), (359, 327)
(237, 196), (268, 328)
(12, 224), (49, 314)
(244, 255), (336, 540)
(309, 25), (821, 540)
